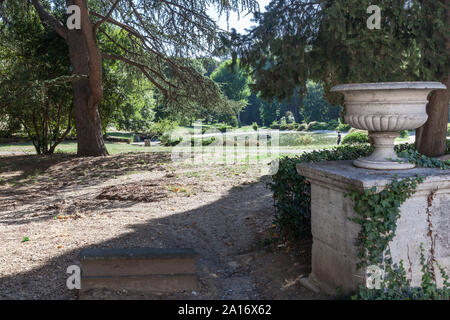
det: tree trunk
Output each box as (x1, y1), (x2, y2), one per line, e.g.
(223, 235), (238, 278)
(415, 0), (450, 157)
(67, 30), (107, 156)
(32, 0), (108, 157)
(415, 76), (450, 157)
(66, 0), (107, 157)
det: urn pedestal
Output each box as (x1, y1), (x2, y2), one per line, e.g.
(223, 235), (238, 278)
(297, 161), (450, 296)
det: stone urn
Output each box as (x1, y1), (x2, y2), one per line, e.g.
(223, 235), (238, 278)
(331, 82), (447, 170)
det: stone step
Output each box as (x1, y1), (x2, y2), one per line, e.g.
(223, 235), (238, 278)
(81, 274), (198, 293)
(79, 248), (199, 294)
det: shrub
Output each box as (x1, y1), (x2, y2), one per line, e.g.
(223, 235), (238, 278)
(348, 128), (363, 133)
(190, 137), (216, 146)
(399, 130), (409, 138)
(280, 122), (299, 131)
(316, 122), (329, 130)
(272, 121), (299, 131)
(307, 121), (329, 131)
(270, 121), (280, 130)
(268, 144), (375, 240)
(0, 116), (21, 138)
(217, 124), (232, 133)
(336, 119), (351, 132)
(163, 135), (217, 147)
(230, 116), (239, 128)
(105, 135), (133, 143)
(252, 122), (259, 131)
(285, 111), (296, 124)
(160, 133), (182, 146)
(267, 141), (437, 242)
(148, 119), (178, 138)
(342, 131), (369, 145)
(327, 119), (339, 130)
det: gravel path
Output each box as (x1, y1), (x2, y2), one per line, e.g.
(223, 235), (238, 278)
(0, 153), (326, 300)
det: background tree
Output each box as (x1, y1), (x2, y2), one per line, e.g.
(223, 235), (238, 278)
(211, 60), (252, 125)
(0, 7), (158, 152)
(233, 0), (449, 156)
(301, 81), (341, 123)
(240, 93), (263, 125)
(258, 99), (279, 126)
(0, 7), (74, 155)
(1, 0), (258, 156)
(199, 57), (222, 77)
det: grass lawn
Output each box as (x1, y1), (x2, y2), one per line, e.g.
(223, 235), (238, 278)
(0, 130), (412, 157)
(0, 141), (171, 155)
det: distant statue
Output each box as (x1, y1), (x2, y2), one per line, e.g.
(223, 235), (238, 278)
(337, 131), (342, 145)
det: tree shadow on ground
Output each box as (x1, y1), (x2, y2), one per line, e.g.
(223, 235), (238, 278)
(0, 153), (170, 189)
(0, 177), (326, 300)
(0, 153), (171, 225)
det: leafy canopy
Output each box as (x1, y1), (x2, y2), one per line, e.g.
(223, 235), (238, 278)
(88, 0), (260, 116)
(232, 0), (449, 104)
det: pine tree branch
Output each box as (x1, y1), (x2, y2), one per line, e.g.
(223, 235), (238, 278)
(31, 0), (68, 40)
(101, 52), (169, 97)
(94, 0), (122, 31)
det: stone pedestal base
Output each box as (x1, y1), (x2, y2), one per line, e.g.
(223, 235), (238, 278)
(297, 161), (450, 296)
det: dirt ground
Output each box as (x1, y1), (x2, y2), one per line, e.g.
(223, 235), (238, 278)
(0, 152), (328, 300)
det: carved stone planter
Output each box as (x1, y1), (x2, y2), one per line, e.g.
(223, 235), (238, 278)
(331, 82), (447, 170)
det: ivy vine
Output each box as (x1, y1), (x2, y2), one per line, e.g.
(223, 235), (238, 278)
(348, 151), (450, 299)
(346, 175), (424, 269)
(349, 151), (450, 268)
(354, 245), (450, 300)
(397, 149), (450, 170)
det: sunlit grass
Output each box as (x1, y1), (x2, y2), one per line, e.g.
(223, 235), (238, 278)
(0, 131), (413, 157)
(0, 141), (172, 155)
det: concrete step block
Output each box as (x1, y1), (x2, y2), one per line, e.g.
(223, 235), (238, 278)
(79, 248), (199, 294)
(81, 258), (197, 277)
(80, 274), (198, 294)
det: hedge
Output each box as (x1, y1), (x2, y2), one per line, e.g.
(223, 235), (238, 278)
(266, 142), (447, 241)
(342, 131), (369, 144)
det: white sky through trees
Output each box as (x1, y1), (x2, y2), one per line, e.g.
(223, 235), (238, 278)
(207, 0), (271, 34)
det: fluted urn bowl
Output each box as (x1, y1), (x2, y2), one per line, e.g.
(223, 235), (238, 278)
(331, 82), (447, 170)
